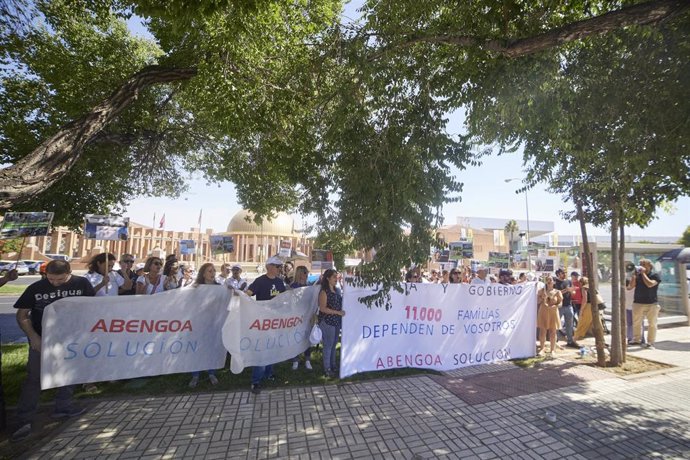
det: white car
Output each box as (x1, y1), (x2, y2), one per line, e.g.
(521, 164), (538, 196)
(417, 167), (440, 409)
(0, 260), (30, 276)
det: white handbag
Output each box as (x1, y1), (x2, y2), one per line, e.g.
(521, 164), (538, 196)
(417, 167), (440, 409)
(309, 324), (323, 345)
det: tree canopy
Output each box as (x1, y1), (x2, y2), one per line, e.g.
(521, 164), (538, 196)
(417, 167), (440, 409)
(1, 0), (688, 298)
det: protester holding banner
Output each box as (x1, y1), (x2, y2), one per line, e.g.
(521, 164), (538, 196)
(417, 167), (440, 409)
(178, 264), (195, 289)
(405, 270), (419, 283)
(117, 254), (138, 295)
(11, 260), (95, 442)
(537, 276), (563, 355)
(163, 258), (181, 290)
(449, 268), (462, 284)
(215, 263), (231, 285)
(290, 266), (313, 371)
(225, 263), (247, 291)
(136, 257), (166, 295)
(85, 253), (129, 296)
(188, 263), (221, 387)
(318, 268), (345, 378)
(283, 261), (294, 285)
(246, 255), (286, 393)
(471, 265), (490, 285)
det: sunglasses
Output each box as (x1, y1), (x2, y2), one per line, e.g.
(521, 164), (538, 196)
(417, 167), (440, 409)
(152, 261), (162, 266)
(122, 260), (134, 264)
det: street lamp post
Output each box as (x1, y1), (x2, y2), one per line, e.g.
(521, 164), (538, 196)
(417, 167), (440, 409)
(505, 178), (531, 271)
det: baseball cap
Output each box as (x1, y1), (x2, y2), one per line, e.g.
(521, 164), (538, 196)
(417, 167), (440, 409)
(570, 271), (580, 277)
(499, 268), (512, 277)
(475, 264), (487, 272)
(265, 256), (283, 266)
(135, 262), (145, 270)
(231, 263), (242, 270)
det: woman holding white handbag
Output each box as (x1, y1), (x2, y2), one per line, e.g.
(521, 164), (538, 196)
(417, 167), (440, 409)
(318, 269), (345, 378)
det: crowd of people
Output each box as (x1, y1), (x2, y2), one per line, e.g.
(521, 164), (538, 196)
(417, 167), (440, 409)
(6, 252), (345, 441)
(6, 252), (661, 442)
(401, 261), (661, 356)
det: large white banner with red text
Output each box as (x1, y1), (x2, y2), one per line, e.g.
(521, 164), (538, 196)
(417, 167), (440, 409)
(223, 286), (319, 373)
(40, 286), (231, 389)
(340, 282), (537, 378)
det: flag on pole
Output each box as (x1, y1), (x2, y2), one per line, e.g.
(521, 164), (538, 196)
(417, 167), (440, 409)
(159, 213), (166, 229)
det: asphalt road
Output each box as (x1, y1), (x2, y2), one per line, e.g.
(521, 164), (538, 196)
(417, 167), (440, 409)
(0, 274), (39, 343)
(1, 294), (24, 343)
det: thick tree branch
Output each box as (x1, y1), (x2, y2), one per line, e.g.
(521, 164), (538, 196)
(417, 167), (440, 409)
(0, 65), (197, 208)
(370, 0), (689, 60)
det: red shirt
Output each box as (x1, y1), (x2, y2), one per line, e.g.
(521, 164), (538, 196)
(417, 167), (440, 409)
(571, 279), (582, 303)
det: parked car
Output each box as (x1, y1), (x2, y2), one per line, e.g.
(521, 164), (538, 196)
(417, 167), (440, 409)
(22, 260), (43, 275)
(44, 253), (71, 262)
(0, 260), (30, 276)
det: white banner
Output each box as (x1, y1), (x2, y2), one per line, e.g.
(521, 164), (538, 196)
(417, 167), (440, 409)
(340, 282), (537, 378)
(40, 286), (231, 389)
(223, 287), (319, 374)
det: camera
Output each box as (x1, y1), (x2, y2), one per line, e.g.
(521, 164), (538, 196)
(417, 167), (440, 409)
(635, 266), (643, 273)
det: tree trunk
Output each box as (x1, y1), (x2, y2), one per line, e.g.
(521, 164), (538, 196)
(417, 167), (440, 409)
(0, 65), (197, 209)
(609, 203), (622, 366)
(576, 200), (607, 367)
(619, 220), (627, 362)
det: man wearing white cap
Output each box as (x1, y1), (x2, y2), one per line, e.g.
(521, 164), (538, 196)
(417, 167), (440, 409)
(471, 265), (491, 285)
(225, 263), (247, 291)
(246, 255), (286, 393)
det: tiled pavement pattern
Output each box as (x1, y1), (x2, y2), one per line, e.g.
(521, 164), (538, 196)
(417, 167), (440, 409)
(18, 327), (690, 459)
(24, 364), (690, 460)
(432, 358), (614, 405)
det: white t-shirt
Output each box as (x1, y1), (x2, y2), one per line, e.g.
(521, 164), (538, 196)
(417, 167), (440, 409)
(226, 277), (248, 291)
(471, 277), (491, 285)
(85, 271), (125, 296)
(137, 275), (166, 295)
(215, 274), (230, 285)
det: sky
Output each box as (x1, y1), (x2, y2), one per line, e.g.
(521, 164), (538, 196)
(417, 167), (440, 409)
(123, 3), (689, 239)
(124, 149), (689, 238)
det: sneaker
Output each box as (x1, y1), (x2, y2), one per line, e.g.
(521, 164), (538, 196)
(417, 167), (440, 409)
(628, 341), (641, 345)
(11, 423), (32, 442)
(52, 405), (86, 419)
(209, 374), (219, 385)
(642, 343), (655, 349)
(566, 341), (580, 349)
(250, 384), (261, 394)
(305, 360), (312, 370)
(292, 361), (299, 370)
(188, 376), (199, 388)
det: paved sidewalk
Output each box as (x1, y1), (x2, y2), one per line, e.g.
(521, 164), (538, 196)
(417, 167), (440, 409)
(14, 328), (690, 459)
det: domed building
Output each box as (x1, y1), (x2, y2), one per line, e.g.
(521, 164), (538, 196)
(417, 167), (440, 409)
(222, 210), (313, 264)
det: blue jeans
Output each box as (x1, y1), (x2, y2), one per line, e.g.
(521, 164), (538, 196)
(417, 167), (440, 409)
(17, 348), (75, 423)
(320, 321), (341, 373)
(559, 304), (574, 343)
(251, 365), (273, 385)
